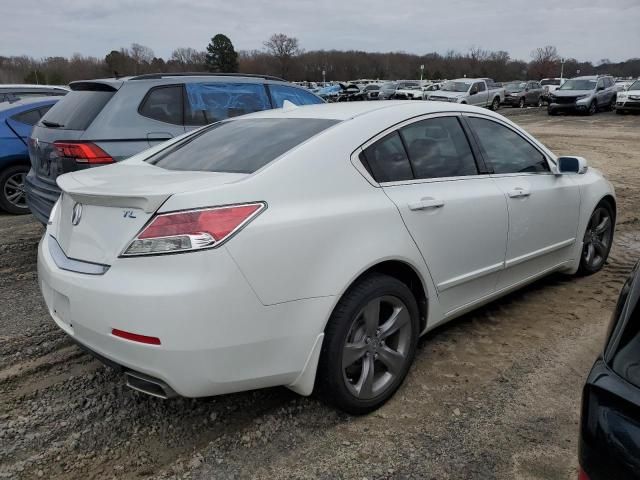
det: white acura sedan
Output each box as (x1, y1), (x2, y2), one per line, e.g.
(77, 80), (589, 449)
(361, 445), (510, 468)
(38, 101), (615, 414)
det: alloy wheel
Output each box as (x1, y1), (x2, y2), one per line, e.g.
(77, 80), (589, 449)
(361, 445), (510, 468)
(342, 295), (412, 400)
(519, 98), (525, 108)
(3, 171), (27, 209)
(582, 207), (613, 270)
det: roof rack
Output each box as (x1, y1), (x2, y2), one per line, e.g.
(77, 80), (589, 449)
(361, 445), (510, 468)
(128, 72), (286, 82)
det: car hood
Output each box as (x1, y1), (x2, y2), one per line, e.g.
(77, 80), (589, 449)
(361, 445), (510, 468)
(553, 89), (592, 97)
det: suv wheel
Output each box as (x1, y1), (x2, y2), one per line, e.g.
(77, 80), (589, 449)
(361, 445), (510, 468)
(537, 97), (543, 107)
(316, 273), (419, 414)
(0, 165), (30, 215)
(491, 97), (500, 111)
(518, 97), (526, 108)
(608, 96), (616, 111)
(587, 101), (597, 116)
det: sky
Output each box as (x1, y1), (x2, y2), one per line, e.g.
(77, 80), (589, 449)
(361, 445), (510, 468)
(2, 0), (639, 63)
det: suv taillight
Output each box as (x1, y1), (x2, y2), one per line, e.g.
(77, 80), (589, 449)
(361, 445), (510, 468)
(53, 141), (114, 164)
(121, 203), (266, 256)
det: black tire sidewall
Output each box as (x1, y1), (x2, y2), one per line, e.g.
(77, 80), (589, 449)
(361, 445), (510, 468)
(0, 164), (30, 215)
(577, 202), (614, 276)
(316, 273), (420, 414)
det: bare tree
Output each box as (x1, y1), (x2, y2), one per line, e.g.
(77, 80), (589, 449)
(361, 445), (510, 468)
(263, 33), (301, 79)
(130, 43), (154, 73)
(529, 45), (560, 79)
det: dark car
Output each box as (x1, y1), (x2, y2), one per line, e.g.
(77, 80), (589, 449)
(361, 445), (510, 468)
(0, 97), (59, 214)
(0, 84), (68, 103)
(579, 260), (640, 480)
(502, 81), (544, 108)
(25, 73), (324, 224)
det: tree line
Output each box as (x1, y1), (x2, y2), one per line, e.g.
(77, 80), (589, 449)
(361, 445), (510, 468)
(1, 34), (638, 85)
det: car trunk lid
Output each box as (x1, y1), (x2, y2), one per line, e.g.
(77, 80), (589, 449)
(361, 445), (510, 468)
(52, 162), (247, 265)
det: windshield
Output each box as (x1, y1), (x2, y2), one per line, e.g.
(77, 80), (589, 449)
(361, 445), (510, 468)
(441, 81), (471, 92)
(559, 79), (596, 91)
(381, 82), (397, 91)
(629, 80), (640, 91)
(505, 82), (526, 91)
(541, 79), (561, 86)
(146, 118), (338, 174)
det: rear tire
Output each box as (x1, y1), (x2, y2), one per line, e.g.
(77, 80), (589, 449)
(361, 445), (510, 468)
(0, 164), (30, 215)
(577, 201), (614, 276)
(316, 273), (419, 414)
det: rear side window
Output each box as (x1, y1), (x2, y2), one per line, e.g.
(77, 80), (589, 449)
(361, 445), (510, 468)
(11, 108), (42, 126)
(139, 85), (184, 125)
(146, 118), (337, 174)
(184, 83), (271, 126)
(41, 90), (114, 130)
(401, 117), (478, 179)
(268, 84), (323, 108)
(361, 132), (413, 183)
(468, 117), (549, 174)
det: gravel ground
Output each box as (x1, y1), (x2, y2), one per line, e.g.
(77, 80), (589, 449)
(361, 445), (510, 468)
(1, 108), (639, 480)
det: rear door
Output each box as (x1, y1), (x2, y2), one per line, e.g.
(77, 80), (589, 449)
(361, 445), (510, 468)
(465, 114), (580, 289)
(137, 85), (187, 147)
(366, 114), (508, 315)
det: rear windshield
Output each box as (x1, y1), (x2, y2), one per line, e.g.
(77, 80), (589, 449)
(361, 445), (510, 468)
(146, 118), (338, 174)
(40, 90), (114, 130)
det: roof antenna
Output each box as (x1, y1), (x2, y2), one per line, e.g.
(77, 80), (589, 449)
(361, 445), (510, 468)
(282, 100), (299, 112)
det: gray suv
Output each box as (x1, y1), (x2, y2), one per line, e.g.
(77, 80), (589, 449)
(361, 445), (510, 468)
(25, 73), (323, 223)
(548, 75), (617, 116)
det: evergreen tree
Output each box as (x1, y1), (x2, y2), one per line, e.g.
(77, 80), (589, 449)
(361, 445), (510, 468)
(205, 34), (238, 72)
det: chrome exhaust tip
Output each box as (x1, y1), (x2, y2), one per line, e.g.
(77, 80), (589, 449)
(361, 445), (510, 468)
(124, 371), (177, 399)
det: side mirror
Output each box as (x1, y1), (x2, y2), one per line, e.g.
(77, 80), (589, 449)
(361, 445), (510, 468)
(470, 89), (477, 95)
(597, 85), (605, 91)
(557, 156), (588, 175)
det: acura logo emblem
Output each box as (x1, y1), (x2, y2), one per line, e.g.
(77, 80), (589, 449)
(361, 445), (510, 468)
(71, 203), (83, 226)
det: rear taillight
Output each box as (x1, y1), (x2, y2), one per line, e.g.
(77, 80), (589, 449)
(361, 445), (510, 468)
(121, 202), (266, 256)
(578, 467), (590, 480)
(53, 141), (114, 164)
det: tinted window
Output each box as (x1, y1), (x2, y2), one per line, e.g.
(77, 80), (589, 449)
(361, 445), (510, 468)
(11, 108), (41, 126)
(139, 85), (184, 125)
(147, 118), (337, 174)
(184, 82), (271, 126)
(41, 90), (114, 130)
(38, 105), (53, 117)
(468, 117), (549, 174)
(361, 132), (413, 183)
(401, 117), (477, 179)
(269, 84), (323, 108)
(476, 82), (486, 92)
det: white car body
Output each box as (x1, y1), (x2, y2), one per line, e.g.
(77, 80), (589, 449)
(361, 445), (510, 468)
(38, 101), (615, 401)
(616, 80), (640, 112)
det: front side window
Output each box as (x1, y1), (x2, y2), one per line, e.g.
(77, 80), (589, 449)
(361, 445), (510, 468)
(468, 117), (549, 174)
(268, 84), (323, 108)
(146, 118), (337, 174)
(400, 117), (478, 179)
(476, 82), (486, 92)
(184, 82), (271, 126)
(361, 132), (413, 183)
(139, 85), (184, 125)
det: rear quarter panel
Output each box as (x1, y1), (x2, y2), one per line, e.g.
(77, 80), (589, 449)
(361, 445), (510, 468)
(157, 112), (439, 320)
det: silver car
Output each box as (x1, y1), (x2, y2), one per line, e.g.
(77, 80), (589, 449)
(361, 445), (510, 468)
(25, 73), (324, 224)
(548, 75), (617, 116)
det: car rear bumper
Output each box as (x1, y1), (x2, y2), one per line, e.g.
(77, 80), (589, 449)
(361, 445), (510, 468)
(37, 233), (334, 398)
(579, 358), (640, 480)
(25, 169), (60, 224)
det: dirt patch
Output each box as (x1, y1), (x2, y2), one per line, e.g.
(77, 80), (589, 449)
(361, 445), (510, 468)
(1, 109), (639, 480)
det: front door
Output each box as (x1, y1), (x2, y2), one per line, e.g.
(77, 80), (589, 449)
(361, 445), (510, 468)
(363, 114), (509, 314)
(465, 115), (581, 290)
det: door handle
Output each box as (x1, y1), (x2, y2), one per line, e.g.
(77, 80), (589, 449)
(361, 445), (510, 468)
(408, 197), (445, 211)
(507, 187), (531, 198)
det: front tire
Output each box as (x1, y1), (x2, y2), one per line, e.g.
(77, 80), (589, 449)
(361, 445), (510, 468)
(316, 274), (419, 414)
(519, 97), (526, 109)
(587, 101), (597, 116)
(577, 202), (614, 276)
(491, 97), (500, 111)
(0, 164), (30, 215)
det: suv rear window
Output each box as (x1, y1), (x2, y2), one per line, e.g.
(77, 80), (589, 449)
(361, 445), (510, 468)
(40, 90), (114, 130)
(146, 118), (338, 174)
(184, 83), (271, 126)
